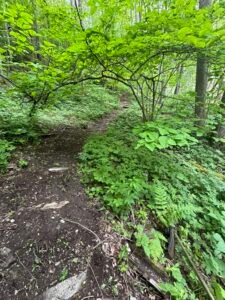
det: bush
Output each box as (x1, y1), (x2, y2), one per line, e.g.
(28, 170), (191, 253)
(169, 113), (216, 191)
(0, 139), (15, 171)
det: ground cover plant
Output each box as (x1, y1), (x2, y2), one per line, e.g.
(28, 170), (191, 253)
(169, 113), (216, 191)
(80, 107), (225, 299)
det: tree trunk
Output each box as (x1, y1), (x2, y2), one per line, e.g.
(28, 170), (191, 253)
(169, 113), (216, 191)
(217, 91), (225, 138)
(31, 0), (41, 60)
(2, 2), (12, 75)
(174, 65), (183, 95)
(194, 0), (211, 127)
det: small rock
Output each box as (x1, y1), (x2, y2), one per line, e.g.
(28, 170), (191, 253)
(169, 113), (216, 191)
(40, 201), (69, 210)
(48, 167), (69, 172)
(39, 271), (87, 300)
(0, 247), (16, 270)
(49, 267), (55, 274)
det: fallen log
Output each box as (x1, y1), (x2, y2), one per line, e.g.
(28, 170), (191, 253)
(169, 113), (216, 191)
(129, 244), (170, 299)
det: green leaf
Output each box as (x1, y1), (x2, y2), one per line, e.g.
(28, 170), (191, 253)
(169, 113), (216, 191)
(158, 136), (169, 148)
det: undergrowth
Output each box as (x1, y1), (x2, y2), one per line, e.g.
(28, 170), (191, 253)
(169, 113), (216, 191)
(80, 109), (225, 299)
(36, 84), (119, 127)
(0, 84), (119, 171)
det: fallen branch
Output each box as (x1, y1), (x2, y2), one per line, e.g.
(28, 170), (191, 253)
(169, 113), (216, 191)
(130, 242), (168, 279)
(62, 217), (100, 242)
(175, 232), (215, 300)
(89, 263), (104, 299)
(81, 296), (94, 300)
(167, 227), (175, 259)
(129, 252), (169, 298)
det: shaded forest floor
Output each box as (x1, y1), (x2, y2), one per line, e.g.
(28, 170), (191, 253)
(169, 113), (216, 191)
(0, 97), (144, 300)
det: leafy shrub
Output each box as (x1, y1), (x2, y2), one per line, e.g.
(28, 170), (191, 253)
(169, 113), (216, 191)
(0, 88), (40, 143)
(0, 139), (15, 171)
(134, 121), (198, 151)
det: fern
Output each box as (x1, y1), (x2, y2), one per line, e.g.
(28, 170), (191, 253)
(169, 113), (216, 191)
(149, 180), (170, 226)
(149, 180), (191, 227)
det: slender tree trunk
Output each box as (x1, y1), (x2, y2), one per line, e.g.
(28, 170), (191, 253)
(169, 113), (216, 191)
(195, 0), (211, 127)
(195, 55), (208, 127)
(74, 0), (81, 8)
(31, 0), (41, 60)
(2, 2), (12, 75)
(174, 65), (183, 95)
(217, 91), (225, 138)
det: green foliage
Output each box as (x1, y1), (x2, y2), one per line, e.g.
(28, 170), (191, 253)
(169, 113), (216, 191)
(1, 0), (223, 122)
(118, 244), (129, 273)
(0, 139), (15, 171)
(134, 121), (198, 152)
(37, 84), (119, 126)
(1, 0), (225, 298)
(134, 225), (166, 262)
(59, 267), (69, 282)
(160, 265), (196, 300)
(18, 159), (28, 168)
(212, 281), (225, 300)
(80, 111), (225, 299)
(0, 84), (119, 170)
(0, 89), (40, 144)
(148, 180), (194, 227)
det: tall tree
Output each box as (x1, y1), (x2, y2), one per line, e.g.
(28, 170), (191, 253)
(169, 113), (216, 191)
(195, 0), (212, 127)
(31, 0), (41, 60)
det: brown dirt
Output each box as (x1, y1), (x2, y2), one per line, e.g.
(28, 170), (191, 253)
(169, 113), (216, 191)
(0, 99), (126, 300)
(0, 98), (158, 300)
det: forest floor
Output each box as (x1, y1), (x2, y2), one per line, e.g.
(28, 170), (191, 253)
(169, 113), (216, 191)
(0, 96), (156, 300)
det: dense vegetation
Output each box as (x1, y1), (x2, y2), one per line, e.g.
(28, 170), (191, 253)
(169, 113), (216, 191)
(0, 0), (225, 299)
(81, 108), (225, 299)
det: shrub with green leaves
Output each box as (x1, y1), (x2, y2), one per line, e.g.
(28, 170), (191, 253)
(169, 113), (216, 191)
(0, 88), (40, 143)
(134, 121), (198, 151)
(0, 139), (15, 171)
(80, 111), (225, 299)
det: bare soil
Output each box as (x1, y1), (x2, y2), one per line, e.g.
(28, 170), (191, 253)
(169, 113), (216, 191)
(0, 98), (159, 300)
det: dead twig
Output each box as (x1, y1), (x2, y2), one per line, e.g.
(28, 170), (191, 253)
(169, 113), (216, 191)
(122, 273), (129, 297)
(89, 263), (104, 299)
(15, 253), (36, 282)
(92, 239), (107, 251)
(175, 232), (215, 300)
(62, 217), (100, 242)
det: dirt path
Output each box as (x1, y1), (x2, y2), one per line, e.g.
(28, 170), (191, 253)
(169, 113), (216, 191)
(0, 99), (130, 300)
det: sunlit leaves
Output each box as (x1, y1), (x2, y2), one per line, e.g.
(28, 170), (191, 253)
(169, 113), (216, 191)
(134, 121), (198, 151)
